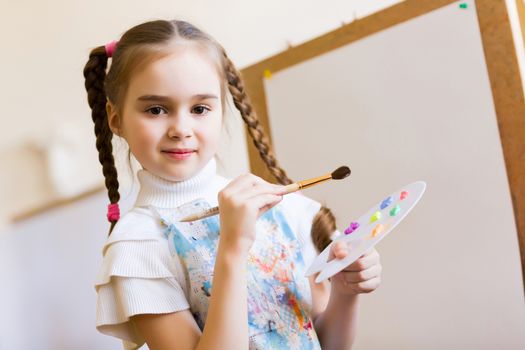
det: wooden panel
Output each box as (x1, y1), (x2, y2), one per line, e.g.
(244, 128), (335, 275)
(518, 0), (525, 50)
(476, 0), (525, 289)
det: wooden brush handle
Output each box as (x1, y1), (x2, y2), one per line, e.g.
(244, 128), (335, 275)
(282, 173), (332, 194)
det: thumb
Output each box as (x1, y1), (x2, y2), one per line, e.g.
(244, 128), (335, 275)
(328, 241), (348, 261)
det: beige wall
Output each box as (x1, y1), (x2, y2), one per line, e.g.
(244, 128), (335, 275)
(1, 0), (524, 225)
(0, 0), (407, 225)
(1, 1), (409, 349)
(1, 0), (524, 349)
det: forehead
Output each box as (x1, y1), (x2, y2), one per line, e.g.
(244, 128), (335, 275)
(127, 45), (222, 100)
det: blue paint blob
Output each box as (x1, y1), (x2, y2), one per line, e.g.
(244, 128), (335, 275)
(380, 196), (394, 210)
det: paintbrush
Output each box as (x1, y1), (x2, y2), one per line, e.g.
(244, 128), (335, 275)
(178, 165), (351, 222)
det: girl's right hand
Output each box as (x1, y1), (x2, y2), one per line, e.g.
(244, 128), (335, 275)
(217, 174), (284, 256)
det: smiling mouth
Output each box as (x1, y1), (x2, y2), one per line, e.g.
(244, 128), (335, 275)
(162, 149), (195, 154)
(162, 149), (196, 160)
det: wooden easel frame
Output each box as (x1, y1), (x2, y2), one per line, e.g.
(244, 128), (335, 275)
(240, 0), (525, 290)
(518, 0), (525, 50)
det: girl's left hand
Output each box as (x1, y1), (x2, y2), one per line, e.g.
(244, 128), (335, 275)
(328, 242), (382, 296)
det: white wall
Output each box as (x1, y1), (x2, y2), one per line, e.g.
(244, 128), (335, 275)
(0, 191), (133, 350)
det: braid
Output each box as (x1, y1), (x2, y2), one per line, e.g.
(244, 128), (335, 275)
(311, 206), (337, 253)
(83, 46), (120, 234)
(222, 52), (292, 185)
(222, 51), (335, 253)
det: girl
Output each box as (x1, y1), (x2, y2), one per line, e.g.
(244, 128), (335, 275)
(83, 19), (381, 350)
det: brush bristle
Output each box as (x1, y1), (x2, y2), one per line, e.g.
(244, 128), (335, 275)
(331, 166), (351, 180)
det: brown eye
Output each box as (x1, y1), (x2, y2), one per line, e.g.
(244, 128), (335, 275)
(146, 106), (167, 116)
(192, 105), (210, 115)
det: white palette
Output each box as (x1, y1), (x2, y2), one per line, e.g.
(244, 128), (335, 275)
(306, 181), (426, 283)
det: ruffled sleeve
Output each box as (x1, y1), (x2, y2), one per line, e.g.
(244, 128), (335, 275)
(94, 208), (190, 350)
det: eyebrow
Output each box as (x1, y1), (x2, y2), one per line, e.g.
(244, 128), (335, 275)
(137, 94), (219, 102)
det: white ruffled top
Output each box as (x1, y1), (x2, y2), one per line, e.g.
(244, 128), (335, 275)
(94, 157), (324, 350)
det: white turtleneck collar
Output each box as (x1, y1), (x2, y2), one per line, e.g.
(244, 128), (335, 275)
(134, 157), (227, 209)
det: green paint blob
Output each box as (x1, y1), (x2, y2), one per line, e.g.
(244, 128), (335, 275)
(390, 205), (401, 217)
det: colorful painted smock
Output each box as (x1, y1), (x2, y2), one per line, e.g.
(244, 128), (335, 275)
(155, 199), (321, 350)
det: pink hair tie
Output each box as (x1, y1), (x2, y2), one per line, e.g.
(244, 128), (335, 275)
(107, 203), (120, 222)
(105, 40), (118, 58)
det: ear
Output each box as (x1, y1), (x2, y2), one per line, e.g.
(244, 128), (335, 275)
(106, 101), (122, 136)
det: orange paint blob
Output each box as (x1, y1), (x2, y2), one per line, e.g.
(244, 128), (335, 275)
(371, 224), (385, 237)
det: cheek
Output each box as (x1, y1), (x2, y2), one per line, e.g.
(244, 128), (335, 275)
(206, 118), (223, 148)
(124, 121), (163, 151)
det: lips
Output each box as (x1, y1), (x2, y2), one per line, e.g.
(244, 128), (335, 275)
(161, 148), (196, 160)
(162, 148), (195, 154)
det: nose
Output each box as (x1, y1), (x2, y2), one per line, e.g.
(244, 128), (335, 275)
(167, 114), (193, 139)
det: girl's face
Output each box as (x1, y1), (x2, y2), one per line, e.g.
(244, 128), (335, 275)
(109, 45), (223, 182)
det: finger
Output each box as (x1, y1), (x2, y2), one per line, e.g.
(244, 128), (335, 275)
(220, 175), (275, 206)
(344, 249), (380, 272)
(348, 276), (381, 293)
(236, 178), (284, 202)
(328, 241), (348, 261)
(228, 174), (266, 195)
(341, 263), (382, 283)
(248, 194), (283, 214)
(260, 197), (283, 213)
(273, 183), (290, 196)
(236, 182), (284, 202)
(223, 174), (267, 197)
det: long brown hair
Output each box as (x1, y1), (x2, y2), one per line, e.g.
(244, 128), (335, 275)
(83, 19), (335, 251)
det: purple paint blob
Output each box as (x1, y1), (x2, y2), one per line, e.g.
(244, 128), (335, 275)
(344, 221), (360, 235)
